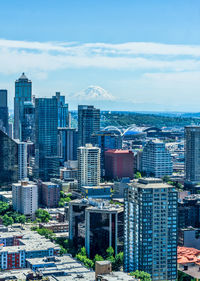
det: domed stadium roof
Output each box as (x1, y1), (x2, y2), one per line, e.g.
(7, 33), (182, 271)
(103, 126), (122, 136)
(123, 126), (146, 138)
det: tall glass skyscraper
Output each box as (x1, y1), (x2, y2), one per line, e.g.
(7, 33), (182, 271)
(185, 126), (200, 184)
(14, 73), (32, 140)
(78, 105), (100, 147)
(35, 97), (59, 180)
(124, 178), (177, 281)
(21, 101), (35, 142)
(0, 89), (8, 134)
(54, 92), (69, 128)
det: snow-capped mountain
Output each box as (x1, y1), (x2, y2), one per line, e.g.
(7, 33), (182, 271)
(74, 86), (115, 101)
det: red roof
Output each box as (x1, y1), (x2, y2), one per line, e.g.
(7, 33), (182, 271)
(178, 246), (200, 264)
(105, 149), (132, 154)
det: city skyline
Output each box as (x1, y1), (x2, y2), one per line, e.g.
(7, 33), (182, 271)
(0, 0), (200, 111)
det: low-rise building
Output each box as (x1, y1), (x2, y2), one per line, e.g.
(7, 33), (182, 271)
(39, 222), (68, 233)
(81, 183), (113, 199)
(0, 229), (60, 270)
(178, 246), (200, 280)
(179, 227), (200, 250)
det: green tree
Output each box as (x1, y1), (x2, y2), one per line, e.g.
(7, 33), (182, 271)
(36, 227), (55, 240)
(162, 175), (171, 182)
(80, 246), (87, 256)
(75, 247), (94, 269)
(0, 202), (10, 215)
(60, 191), (65, 198)
(112, 252), (123, 271)
(58, 196), (71, 207)
(130, 270), (151, 281)
(59, 246), (67, 256)
(93, 254), (104, 268)
(17, 215), (26, 224)
(106, 246), (114, 258)
(35, 209), (50, 222)
(134, 172), (142, 179)
(2, 215), (14, 226)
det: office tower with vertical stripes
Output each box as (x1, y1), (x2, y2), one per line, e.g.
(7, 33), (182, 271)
(35, 97), (59, 180)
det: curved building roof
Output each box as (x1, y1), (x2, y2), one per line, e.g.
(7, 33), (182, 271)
(103, 126), (122, 136)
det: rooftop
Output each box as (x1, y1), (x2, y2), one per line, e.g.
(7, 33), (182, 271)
(178, 246), (200, 265)
(105, 149), (132, 154)
(129, 178), (172, 189)
(0, 229), (60, 253)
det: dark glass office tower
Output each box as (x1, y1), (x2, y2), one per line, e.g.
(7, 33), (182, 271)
(14, 73), (32, 140)
(53, 92), (69, 128)
(85, 204), (124, 258)
(21, 101), (35, 142)
(78, 105), (100, 147)
(0, 90), (8, 134)
(0, 130), (18, 187)
(185, 126), (200, 184)
(58, 127), (78, 164)
(35, 98), (59, 180)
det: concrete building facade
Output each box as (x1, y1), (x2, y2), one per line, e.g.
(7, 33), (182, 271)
(12, 180), (38, 218)
(78, 144), (100, 189)
(142, 139), (173, 178)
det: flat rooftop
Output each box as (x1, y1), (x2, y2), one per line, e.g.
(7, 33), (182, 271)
(0, 229), (60, 253)
(130, 178), (172, 189)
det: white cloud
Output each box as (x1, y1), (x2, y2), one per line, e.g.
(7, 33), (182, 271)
(1, 39), (200, 57)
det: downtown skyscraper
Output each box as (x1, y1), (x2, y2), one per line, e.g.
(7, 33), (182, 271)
(185, 126), (200, 184)
(54, 92), (69, 128)
(35, 97), (59, 180)
(14, 73), (32, 140)
(124, 178), (177, 281)
(78, 105), (100, 147)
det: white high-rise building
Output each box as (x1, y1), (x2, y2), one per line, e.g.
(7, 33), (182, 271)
(142, 139), (173, 178)
(14, 140), (27, 180)
(78, 144), (100, 188)
(12, 180), (38, 218)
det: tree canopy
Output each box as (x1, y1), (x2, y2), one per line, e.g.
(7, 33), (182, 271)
(35, 209), (50, 222)
(130, 270), (151, 281)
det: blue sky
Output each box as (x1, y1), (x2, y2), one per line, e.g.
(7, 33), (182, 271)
(0, 0), (200, 111)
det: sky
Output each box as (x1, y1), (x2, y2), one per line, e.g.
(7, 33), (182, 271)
(0, 0), (200, 111)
